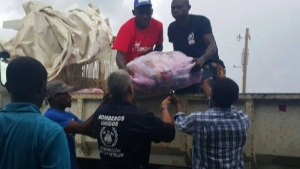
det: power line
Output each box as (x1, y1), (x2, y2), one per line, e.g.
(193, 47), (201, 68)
(249, 39), (276, 92)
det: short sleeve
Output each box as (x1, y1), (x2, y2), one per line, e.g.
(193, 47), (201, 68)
(174, 112), (196, 135)
(131, 111), (175, 143)
(68, 112), (83, 123)
(91, 105), (106, 133)
(200, 16), (213, 36)
(156, 22), (163, 45)
(40, 127), (70, 169)
(44, 111), (72, 129)
(112, 24), (132, 53)
(167, 23), (174, 43)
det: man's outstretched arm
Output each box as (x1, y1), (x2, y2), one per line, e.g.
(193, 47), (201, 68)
(116, 50), (134, 76)
(64, 114), (96, 138)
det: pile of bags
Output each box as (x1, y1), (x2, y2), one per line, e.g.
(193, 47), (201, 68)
(127, 51), (203, 98)
(72, 88), (104, 94)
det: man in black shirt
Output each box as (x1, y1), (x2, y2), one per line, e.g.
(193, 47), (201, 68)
(168, 0), (225, 93)
(91, 70), (175, 169)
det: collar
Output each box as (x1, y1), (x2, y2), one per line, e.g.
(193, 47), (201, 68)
(206, 106), (236, 115)
(133, 18), (151, 31)
(47, 107), (67, 113)
(108, 98), (133, 106)
(1, 102), (41, 114)
(175, 15), (190, 27)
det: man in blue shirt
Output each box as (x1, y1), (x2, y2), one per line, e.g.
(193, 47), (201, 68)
(44, 80), (96, 169)
(0, 57), (70, 169)
(171, 77), (249, 169)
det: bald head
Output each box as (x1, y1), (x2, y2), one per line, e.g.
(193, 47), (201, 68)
(171, 0), (191, 21)
(172, 0), (190, 7)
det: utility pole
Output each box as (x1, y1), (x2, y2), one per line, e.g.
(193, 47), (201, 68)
(242, 28), (250, 93)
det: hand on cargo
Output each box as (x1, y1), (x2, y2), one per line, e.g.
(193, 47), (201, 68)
(126, 68), (135, 77)
(161, 96), (172, 110)
(191, 58), (204, 72)
(169, 92), (183, 113)
(171, 95), (181, 105)
(168, 90), (180, 105)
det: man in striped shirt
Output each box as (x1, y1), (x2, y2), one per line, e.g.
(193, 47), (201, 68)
(171, 77), (249, 169)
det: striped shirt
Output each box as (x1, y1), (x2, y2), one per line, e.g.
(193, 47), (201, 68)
(174, 106), (249, 169)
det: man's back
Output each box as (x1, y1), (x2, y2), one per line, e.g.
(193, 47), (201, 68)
(91, 99), (175, 169)
(44, 108), (82, 169)
(0, 103), (70, 169)
(175, 106), (249, 169)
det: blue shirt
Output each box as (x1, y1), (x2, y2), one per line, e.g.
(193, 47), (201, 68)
(174, 106), (249, 169)
(0, 103), (70, 169)
(44, 108), (83, 169)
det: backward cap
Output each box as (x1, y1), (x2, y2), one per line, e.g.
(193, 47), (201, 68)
(46, 80), (74, 99)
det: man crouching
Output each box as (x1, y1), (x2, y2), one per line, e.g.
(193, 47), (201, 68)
(91, 70), (175, 169)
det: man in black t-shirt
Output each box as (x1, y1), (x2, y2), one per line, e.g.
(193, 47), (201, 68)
(168, 0), (225, 93)
(91, 70), (175, 169)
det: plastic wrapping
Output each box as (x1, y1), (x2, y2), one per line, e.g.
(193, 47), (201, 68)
(127, 51), (203, 98)
(72, 88), (104, 94)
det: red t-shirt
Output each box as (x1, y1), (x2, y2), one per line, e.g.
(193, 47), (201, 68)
(112, 17), (163, 64)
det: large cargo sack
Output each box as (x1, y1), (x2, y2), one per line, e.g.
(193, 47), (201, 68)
(127, 51), (203, 98)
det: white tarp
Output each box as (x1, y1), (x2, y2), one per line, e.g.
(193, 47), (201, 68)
(0, 1), (113, 80)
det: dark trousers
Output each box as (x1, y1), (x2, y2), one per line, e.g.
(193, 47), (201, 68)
(176, 66), (213, 94)
(176, 62), (226, 94)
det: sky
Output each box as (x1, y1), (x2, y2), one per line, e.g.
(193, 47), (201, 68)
(0, 0), (299, 93)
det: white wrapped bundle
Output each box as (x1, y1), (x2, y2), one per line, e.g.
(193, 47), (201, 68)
(127, 51), (203, 98)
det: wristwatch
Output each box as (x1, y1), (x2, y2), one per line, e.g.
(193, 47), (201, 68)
(160, 106), (168, 112)
(199, 57), (205, 62)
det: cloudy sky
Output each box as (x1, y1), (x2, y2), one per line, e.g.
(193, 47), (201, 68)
(0, 0), (299, 93)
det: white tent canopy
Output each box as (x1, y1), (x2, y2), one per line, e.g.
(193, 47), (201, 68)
(0, 1), (113, 80)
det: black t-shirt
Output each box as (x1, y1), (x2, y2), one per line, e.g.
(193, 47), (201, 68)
(168, 14), (224, 66)
(91, 99), (175, 169)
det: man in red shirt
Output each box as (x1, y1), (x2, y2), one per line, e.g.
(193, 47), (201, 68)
(113, 0), (163, 76)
